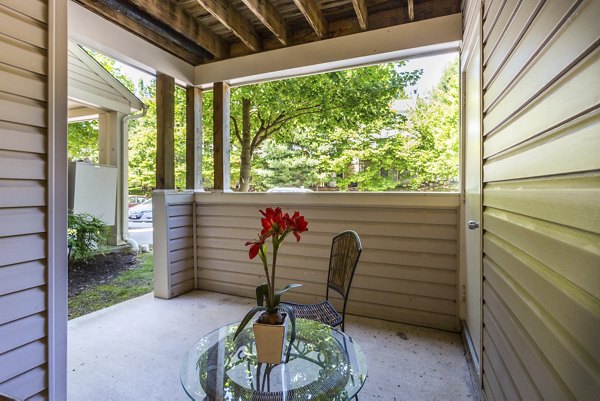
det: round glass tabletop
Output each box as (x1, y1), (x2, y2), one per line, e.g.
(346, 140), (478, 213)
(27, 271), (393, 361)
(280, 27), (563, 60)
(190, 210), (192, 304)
(181, 318), (367, 401)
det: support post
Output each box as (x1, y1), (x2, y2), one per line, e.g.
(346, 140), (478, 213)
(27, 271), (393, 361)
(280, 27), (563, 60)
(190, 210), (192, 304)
(98, 110), (125, 245)
(213, 81), (231, 190)
(98, 111), (119, 166)
(156, 73), (175, 189)
(186, 85), (203, 190)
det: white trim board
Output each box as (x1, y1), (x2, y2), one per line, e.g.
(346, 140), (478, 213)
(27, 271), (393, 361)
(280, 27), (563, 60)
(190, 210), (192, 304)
(68, 1), (195, 85)
(68, 41), (144, 111)
(48, 0), (68, 398)
(195, 13), (462, 88)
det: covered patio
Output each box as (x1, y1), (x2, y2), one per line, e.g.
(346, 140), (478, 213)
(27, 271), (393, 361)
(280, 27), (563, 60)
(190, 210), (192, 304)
(68, 291), (474, 400)
(0, 0), (598, 400)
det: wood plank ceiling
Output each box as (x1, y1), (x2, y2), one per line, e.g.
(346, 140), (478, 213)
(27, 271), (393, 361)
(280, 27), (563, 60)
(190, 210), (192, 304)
(73, 0), (460, 65)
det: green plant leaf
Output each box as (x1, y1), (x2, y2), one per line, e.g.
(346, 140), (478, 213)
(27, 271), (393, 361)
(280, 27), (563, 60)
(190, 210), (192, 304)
(273, 283), (302, 306)
(233, 306), (265, 340)
(278, 304), (296, 363)
(256, 283), (269, 306)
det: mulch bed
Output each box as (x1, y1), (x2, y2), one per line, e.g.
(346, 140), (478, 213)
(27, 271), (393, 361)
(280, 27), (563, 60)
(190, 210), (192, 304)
(68, 252), (139, 298)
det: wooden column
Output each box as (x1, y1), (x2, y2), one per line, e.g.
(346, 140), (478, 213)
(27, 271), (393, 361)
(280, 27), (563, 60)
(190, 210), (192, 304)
(186, 86), (203, 190)
(213, 81), (230, 190)
(156, 73), (175, 189)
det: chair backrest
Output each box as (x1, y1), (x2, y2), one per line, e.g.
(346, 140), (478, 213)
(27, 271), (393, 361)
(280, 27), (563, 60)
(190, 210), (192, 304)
(326, 230), (362, 302)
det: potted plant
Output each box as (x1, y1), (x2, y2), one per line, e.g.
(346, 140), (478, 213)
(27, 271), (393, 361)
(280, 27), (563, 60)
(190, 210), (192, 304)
(233, 207), (309, 364)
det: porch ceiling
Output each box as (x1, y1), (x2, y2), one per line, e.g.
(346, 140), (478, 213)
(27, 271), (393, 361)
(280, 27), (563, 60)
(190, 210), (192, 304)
(72, 0), (461, 66)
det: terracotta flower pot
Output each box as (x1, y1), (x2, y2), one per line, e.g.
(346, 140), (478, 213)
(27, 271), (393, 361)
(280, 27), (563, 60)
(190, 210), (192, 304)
(253, 316), (288, 364)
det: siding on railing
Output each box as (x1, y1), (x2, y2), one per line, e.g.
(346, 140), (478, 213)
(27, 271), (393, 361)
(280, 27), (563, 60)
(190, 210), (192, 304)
(194, 192), (460, 332)
(153, 191), (195, 299)
(0, 0), (50, 399)
(480, 0), (600, 399)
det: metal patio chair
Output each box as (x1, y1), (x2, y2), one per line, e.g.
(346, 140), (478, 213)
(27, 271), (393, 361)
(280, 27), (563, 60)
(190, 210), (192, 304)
(282, 230), (362, 332)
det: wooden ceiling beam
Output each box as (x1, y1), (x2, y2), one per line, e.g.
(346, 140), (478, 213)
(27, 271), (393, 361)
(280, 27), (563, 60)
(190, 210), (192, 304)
(125, 0), (228, 59)
(195, 0), (262, 52)
(291, 0), (328, 39)
(240, 0), (290, 46)
(351, 0), (368, 31)
(229, 0), (461, 57)
(74, 0), (206, 64)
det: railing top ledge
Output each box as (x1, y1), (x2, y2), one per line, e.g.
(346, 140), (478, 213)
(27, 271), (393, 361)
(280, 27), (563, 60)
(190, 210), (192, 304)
(193, 191), (460, 209)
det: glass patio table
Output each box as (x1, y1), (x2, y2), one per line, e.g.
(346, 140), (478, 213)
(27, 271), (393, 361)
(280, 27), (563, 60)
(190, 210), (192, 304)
(180, 318), (367, 401)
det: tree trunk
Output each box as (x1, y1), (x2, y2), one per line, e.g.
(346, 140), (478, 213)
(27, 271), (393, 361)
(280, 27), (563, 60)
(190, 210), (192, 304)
(239, 98), (252, 192)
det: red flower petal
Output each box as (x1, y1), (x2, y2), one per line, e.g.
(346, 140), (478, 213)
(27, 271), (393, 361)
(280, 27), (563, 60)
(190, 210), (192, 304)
(248, 242), (260, 259)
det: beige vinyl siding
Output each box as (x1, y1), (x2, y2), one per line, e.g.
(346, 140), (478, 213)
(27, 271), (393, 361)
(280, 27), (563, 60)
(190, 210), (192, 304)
(0, 0), (50, 399)
(153, 191), (195, 299)
(66, 42), (143, 114)
(167, 203), (195, 296)
(481, 0), (600, 400)
(194, 192), (460, 332)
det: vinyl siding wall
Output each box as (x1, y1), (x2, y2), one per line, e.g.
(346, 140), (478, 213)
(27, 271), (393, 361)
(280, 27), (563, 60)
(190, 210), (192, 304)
(153, 191), (196, 299)
(0, 0), (51, 399)
(479, 0), (600, 399)
(193, 192), (460, 332)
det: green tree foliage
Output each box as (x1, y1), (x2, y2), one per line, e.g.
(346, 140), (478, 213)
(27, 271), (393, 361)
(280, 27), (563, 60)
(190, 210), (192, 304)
(401, 58), (459, 190)
(254, 57), (459, 192)
(127, 81), (189, 194)
(230, 62), (422, 191)
(67, 120), (99, 162)
(73, 49), (458, 194)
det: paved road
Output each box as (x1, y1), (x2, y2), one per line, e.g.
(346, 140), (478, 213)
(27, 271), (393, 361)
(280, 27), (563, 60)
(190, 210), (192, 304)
(128, 221), (153, 246)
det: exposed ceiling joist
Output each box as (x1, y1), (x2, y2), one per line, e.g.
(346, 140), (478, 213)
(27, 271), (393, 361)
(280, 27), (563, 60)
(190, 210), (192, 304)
(195, 0), (262, 52)
(125, 0), (228, 59)
(351, 0), (368, 31)
(74, 0), (461, 66)
(291, 0), (328, 39)
(73, 0), (207, 64)
(240, 0), (290, 46)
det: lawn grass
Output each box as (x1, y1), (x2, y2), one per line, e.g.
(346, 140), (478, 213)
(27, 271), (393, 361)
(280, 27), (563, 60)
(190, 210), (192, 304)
(68, 252), (154, 319)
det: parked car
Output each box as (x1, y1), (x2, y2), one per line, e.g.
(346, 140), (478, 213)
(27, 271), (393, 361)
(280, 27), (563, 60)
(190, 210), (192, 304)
(128, 195), (148, 208)
(266, 187), (314, 193)
(128, 199), (152, 222)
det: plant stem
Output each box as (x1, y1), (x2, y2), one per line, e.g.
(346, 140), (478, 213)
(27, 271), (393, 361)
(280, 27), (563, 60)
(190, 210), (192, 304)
(270, 237), (279, 309)
(259, 247), (271, 303)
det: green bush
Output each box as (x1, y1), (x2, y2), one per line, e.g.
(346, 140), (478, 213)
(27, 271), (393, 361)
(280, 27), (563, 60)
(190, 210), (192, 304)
(68, 212), (109, 261)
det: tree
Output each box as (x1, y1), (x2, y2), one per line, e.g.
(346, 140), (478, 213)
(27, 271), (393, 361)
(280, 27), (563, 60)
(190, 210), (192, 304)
(401, 57), (459, 190)
(67, 120), (99, 163)
(127, 81), (190, 193)
(250, 58), (459, 192)
(230, 63), (421, 191)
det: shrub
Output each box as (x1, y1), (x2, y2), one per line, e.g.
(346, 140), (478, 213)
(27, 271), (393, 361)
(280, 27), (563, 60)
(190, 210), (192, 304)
(68, 212), (109, 261)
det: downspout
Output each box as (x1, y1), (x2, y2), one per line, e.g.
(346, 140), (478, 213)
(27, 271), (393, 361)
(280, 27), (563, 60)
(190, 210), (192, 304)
(120, 104), (148, 251)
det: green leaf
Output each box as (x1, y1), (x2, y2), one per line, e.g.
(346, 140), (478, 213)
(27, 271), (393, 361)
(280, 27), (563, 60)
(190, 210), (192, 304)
(233, 306), (266, 340)
(273, 283), (302, 306)
(278, 304), (296, 363)
(255, 283), (269, 306)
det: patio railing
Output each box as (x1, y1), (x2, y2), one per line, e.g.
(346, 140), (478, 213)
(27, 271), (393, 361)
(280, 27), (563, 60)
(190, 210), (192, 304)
(154, 190), (460, 331)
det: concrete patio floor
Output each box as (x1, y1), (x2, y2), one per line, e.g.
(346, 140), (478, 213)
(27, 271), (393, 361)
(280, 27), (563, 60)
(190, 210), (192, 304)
(68, 290), (475, 400)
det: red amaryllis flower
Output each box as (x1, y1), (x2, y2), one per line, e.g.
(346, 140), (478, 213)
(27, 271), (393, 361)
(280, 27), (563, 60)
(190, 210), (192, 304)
(245, 238), (264, 259)
(260, 207), (286, 237)
(286, 211), (309, 242)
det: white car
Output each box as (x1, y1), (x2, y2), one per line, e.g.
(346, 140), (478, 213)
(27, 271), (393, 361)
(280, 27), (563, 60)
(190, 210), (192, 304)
(266, 187), (314, 193)
(128, 199), (152, 222)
